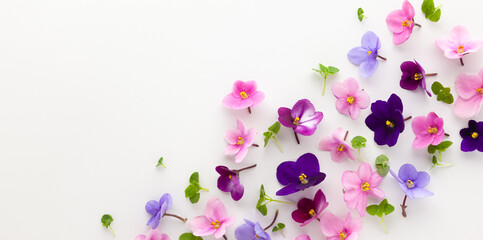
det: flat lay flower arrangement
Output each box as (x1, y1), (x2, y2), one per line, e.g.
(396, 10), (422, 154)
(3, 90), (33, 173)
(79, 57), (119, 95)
(99, 1), (483, 239)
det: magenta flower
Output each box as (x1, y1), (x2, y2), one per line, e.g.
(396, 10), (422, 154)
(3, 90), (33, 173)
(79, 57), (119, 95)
(295, 235), (311, 240)
(320, 212), (362, 240)
(400, 60), (434, 96)
(435, 25), (483, 66)
(386, 0), (416, 45)
(342, 162), (385, 217)
(454, 68), (483, 118)
(222, 80), (265, 113)
(319, 128), (356, 162)
(411, 112), (445, 149)
(291, 189), (328, 226)
(331, 78), (370, 120)
(188, 198), (236, 239)
(224, 118), (256, 163)
(215, 164), (256, 201)
(135, 229), (170, 240)
(278, 99), (323, 144)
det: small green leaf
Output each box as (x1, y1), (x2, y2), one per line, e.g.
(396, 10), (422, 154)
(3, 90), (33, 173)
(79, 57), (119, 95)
(357, 8), (364, 21)
(375, 199), (387, 217)
(384, 203), (395, 215)
(375, 155), (390, 177)
(259, 184), (266, 198)
(185, 184), (200, 198)
(272, 226), (279, 232)
(319, 64), (329, 74)
(436, 141), (453, 152)
(328, 66), (339, 74)
(351, 136), (367, 149)
(268, 121), (281, 134)
(101, 214), (113, 228)
(429, 8), (441, 22)
(179, 232), (203, 240)
(431, 81), (443, 95)
(377, 166), (390, 177)
(375, 154), (389, 166)
(432, 155), (438, 164)
(366, 205), (378, 216)
(189, 172), (199, 184)
(189, 193), (201, 204)
(263, 131), (273, 147)
(277, 223), (285, 229)
(156, 157), (166, 168)
(257, 204), (268, 216)
(421, 0), (435, 16)
(428, 144), (437, 154)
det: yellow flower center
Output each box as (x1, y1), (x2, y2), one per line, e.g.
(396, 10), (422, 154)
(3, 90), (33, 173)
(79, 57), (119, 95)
(414, 73), (423, 81)
(299, 173), (308, 184)
(293, 117), (300, 125)
(477, 88), (483, 94)
(211, 220), (221, 229)
(228, 174), (232, 179)
(240, 91), (249, 99)
(406, 180), (414, 188)
(338, 231), (347, 240)
(361, 182), (370, 191)
(368, 50), (372, 56)
(346, 96), (355, 104)
(428, 127), (438, 134)
(457, 45), (465, 54)
(255, 235), (260, 239)
(237, 136), (245, 145)
(472, 132), (479, 138)
(402, 20), (412, 27)
(337, 144), (345, 152)
(309, 209), (316, 217)
(386, 120), (395, 128)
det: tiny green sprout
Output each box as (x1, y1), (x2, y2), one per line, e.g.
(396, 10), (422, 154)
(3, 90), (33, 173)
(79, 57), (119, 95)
(263, 121), (283, 153)
(428, 141), (454, 170)
(184, 172), (209, 204)
(351, 136), (367, 161)
(375, 154), (390, 177)
(431, 81), (454, 104)
(179, 232), (203, 240)
(156, 157), (166, 168)
(357, 8), (365, 22)
(101, 214), (115, 237)
(422, 0), (442, 22)
(313, 63), (339, 95)
(256, 185), (294, 216)
(366, 199), (394, 233)
(272, 223), (286, 237)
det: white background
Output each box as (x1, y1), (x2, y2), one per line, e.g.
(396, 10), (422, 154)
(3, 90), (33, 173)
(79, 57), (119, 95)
(0, 0), (482, 239)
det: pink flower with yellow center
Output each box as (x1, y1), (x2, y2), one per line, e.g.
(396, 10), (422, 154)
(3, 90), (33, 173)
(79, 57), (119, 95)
(435, 25), (483, 66)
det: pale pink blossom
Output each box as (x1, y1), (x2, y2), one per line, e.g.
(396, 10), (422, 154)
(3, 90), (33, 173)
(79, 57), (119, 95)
(386, 0), (416, 45)
(454, 68), (483, 118)
(320, 212), (362, 240)
(222, 80), (265, 111)
(135, 228), (170, 240)
(319, 128), (356, 162)
(331, 78), (370, 120)
(436, 25), (483, 60)
(411, 112), (445, 149)
(188, 198), (235, 239)
(224, 118), (256, 163)
(295, 234), (311, 240)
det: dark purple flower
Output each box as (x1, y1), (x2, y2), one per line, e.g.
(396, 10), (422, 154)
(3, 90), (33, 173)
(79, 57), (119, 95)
(291, 189), (328, 226)
(365, 94), (405, 147)
(276, 153), (326, 196)
(459, 120), (483, 152)
(400, 60), (431, 96)
(348, 31), (382, 78)
(278, 99), (323, 144)
(390, 164), (433, 199)
(145, 193), (172, 229)
(234, 219), (270, 240)
(216, 166), (244, 201)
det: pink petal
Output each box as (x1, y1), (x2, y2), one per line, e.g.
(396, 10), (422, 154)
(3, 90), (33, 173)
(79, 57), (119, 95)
(411, 116), (428, 135)
(345, 147), (357, 161)
(204, 198), (227, 220)
(318, 137), (338, 151)
(244, 128), (256, 145)
(331, 149), (347, 162)
(320, 212), (344, 237)
(336, 98), (350, 116)
(344, 212), (363, 234)
(355, 90), (370, 109)
(189, 216), (216, 236)
(454, 96), (483, 118)
(464, 40), (483, 54)
(450, 25), (472, 44)
(295, 234), (311, 240)
(242, 80), (257, 95)
(160, 234), (171, 240)
(236, 118), (246, 135)
(413, 135), (434, 149)
(386, 10), (405, 34)
(348, 104), (361, 120)
(344, 189), (362, 203)
(455, 74), (482, 100)
(332, 127), (346, 140)
(232, 80), (245, 95)
(224, 144), (240, 155)
(368, 172), (383, 187)
(224, 129), (240, 144)
(345, 78), (360, 94)
(355, 194), (367, 217)
(342, 171), (362, 189)
(357, 162), (372, 182)
(393, 29), (412, 45)
(222, 93), (250, 109)
(368, 187), (385, 199)
(235, 146), (248, 163)
(402, 0), (415, 18)
(248, 91), (265, 108)
(136, 235), (147, 240)
(146, 229), (162, 240)
(331, 81), (349, 98)
(444, 49), (463, 59)
(435, 38), (453, 52)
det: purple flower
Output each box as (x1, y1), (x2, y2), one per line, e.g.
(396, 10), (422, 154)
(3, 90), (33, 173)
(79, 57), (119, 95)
(459, 120), (483, 152)
(145, 193), (172, 229)
(400, 60), (431, 96)
(276, 153), (326, 196)
(365, 94), (405, 147)
(291, 189), (328, 226)
(215, 164), (256, 201)
(234, 219), (270, 240)
(390, 164), (433, 199)
(278, 99), (323, 144)
(348, 31), (382, 78)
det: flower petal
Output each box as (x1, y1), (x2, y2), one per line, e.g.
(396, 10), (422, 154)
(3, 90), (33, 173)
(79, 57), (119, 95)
(455, 73), (482, 100)
(347, 47), (370, 65)
(236, 118), (246, 136)
(454, 96), (483, 118)
(276, 183), (298, 196)
(393, 29), (412, 45)
(402, 0), (415, 18)
(320, 212), (345, 236)
(342, 171), (362, 189)
(357, 162), (372, 182)
(297, 153), (320, 174)
(249, 91), (265, 108)
(234, 146), (248, 163)
(398, 164), (418, 181)
(278, 107), (296, 128)
(189, 216), (216, 236)
(331, 80), (349, 98)
(222, 93), (250, 109)
(145, 200), (161, 216)
(361, 31), (381, 51)
(359, 58), (379, 78)
(276, 161), (298, 185)
(368, 187), (385, 199)
(386, 9), (405, 33)
(413, 171), (430, 188)
(410, 187), (434, 199)
(204, 198), (226, 220)
(450, 25), (472, 44)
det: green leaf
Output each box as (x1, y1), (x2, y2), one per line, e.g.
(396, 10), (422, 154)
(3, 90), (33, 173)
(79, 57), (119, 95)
(436, 141), (453, 152)
(101, 214), (113, 228)
(257, 204), (268, 216)
(268, 121), (281, 134)
(375, 154), (389, 166)
(421, 0), (435, 16)
(185, 184), (200, 198)
(375, 199), (388, 217)
(328, 66), (339, 74)
(377, 166), (390, 177)
(179, 232), (203, 240)
(319, 64), (329, 74)
(428, 144), (437, 154)
(351, 136), (367, 149)
(259, 184), (266, 198)
(437, 88), (454, 104)
(156, 157), (166, 168)
(432, 155), (438, 164)
(357, 8), (364, 21)
(384, 203), (395, 215)
(375, 155), (390, 177)
(189, 172), (199, 184)
(272, 226), (279, 232)
(366, 205), (378, 216)
(431, 81), (443, 95)
(189, 193), (201, 204)
(277, 223), (285, 229)
(429, 8), (441, 22)
(263, 131), (273, 147)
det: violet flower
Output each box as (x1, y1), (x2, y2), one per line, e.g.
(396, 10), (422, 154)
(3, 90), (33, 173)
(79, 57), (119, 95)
(400, 60), (436, 96)
(319, 128), (356, 162)
(224, 118), (256, 163)
(145, 193), (187, 229)
(278, 99), (323, 144)
(320, 212), (362, 240)
(348, 31), (385, 78)
(411, 112), (445, 149)
(222, 80), (265, 113)
(216, 164), (257, 201)
(435, 25), (483, 66)
(331, 77), (370, 120)
(276, 153), (326, 196)
(454, 68), (483, 118)
(291, 189), (328, 226)
(386, 0), (417, 45)
(365, 94), (406, 147)
(188, 198), (235, 239)
(135, 228), (170, 240)
(235, 220), (270, 240)
(459, 120), (483, 152)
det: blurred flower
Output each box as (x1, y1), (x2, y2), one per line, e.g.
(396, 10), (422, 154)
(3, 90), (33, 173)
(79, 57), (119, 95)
(135, 229), (170, 240)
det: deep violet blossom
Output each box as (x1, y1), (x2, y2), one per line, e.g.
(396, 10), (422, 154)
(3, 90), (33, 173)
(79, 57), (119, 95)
(188, 198), (235, 239)
(135, 229), (170, 240)
(454, 68), (483, 118)
(390, 164), (433, 200)
(275, 153), (326, 196)
(365, 94), (405, 147)
(145, 193), (172, 229)
(400, 60), (432, 96)
(291, 189), (328, 226)
(278, 99), (323, 144)
(459, 120), (483, 152)
(347, 31), (383, 78)
(342, 163), (384, 217)
(411, 112), (445, 149)
(435, 25), (483, 65)
(319, 128), (356, 162)
(234, 219), (270, 240)
(216, 164), (256, 201)
(224, 118), (256, 163)
(222, 80), (265, 112)
(331, 77), (370, 119)
(320, 212), (362, 240)
(386, 0), (416, 45)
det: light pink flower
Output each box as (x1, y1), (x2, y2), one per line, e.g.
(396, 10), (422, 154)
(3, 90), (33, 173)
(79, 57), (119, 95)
(224, 118), (256, 163)
(386, 0), (416, 45)
(222, 80), (265, 111)
(320, 212), (362, 240)
(188, 198), (235, 239)
(454, 68), (483, 118)
(435, 25), (483, 59)
(135, 228), (170, 240)
(331, 78), (370, 120)
(319, 128), (356, 162)
(342, 163), (384, 217)
(295, 234), (311, 240)
(411, 112), (445, 149)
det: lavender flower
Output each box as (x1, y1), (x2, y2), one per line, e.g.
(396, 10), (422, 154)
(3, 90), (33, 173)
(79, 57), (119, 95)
(365, 94), (405, 147)
(400, 60), (432, 96)
(348, 31), (384, 78)
(459, 120), (483, 152)
(145, 193), (172, 229)
(235, 220), (270, 240)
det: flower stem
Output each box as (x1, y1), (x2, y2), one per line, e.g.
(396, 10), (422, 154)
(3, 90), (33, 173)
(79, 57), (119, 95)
(460, 57), (464, 66)
(377, 55), (387, 61)
(344, 131), (349, 141)
(401, 195), (408, 218)
(279, 229), (286, 238)
(223, 235), (227, 240)
(235, 164), (257, 173)
(357, 149), (364, 162)
(322, 77), (327, 96)
(109, 226), (116, 237)
(414, 22), (421, 28)
(248, 107), (252, 114)
(293, 130), (300, 144)
(269, 198), (295, 205)
(274, 137), (284, 153)
(163, 213), (187, 223)
(425, 73), (438, 77)
(404, 116), (412, 121)
(380, 217), (388, 234)
(200, 187), (209, 192)
(252, 144), (259, 147)
(264, 209), (279, 231)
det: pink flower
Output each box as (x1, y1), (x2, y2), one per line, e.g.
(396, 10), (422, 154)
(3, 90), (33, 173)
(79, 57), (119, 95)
(411, 112), (445, 149)
(320, 212), (362, 240)
(319, 128), (356, 162)
(342, 163), (384, 217)
(188, 198), (235, 239)
(331, 78), (370, 120)
(435, 25), (483, 61)
(386, 0), (416, 45)
(224, 118), (256, 163)
(135, 229), (170, 240)
(222, 80), (265, 112)
(295, 234), (311, 240)
(454, 68), (483, 118)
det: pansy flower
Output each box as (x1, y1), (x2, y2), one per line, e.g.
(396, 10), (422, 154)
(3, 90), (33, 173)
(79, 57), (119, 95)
(411, 112), (445, 149)
(400, 60), (435, 96)
(188, 198), (235, 239)
(386, 0), (417, 45)
(216, 164), (256, 201)
(331, 78), (370, 120)
(224, 118), (256, 163)
(222, 80), (265, 113)
(454, 67), (483, 118)
(145, 193), (172, 229)
(135, 228), (170, 240)
(275, 153), (326, 196)
(278, 99), (323, 144)
(459, 120), (483, 152)
(319, 128), (356, 162)
(435, 25), (483, 66)
(291, 189), (328, 226)
(320, 212), (362, 240)
(348, 31), (385, 78)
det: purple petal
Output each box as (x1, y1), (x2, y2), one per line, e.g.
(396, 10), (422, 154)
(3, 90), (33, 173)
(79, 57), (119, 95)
(365, 113), (384, 131)
(461, 137), (478, 152)
(297, 153), (320, 174)
(217, 175), (234, 192)
(276, 161), (298, 185)
(359, 58), (379, 78)
(348, 47), (370, 65)
(159, 193), (172, 216)
(400, 61), (418, 74)
(389, 169), (404, 184)
(314, 189), (327, 211)
(292, 208), (311, 223)
(278, 107), (296, 128)
(230, 176), (244, 201)
(398, 164), (418, 182)
(387, 94), (403, 112)
(409, 187), (433, 199)
(235, 223), (256, 240)
(276, 183), (298, 196)
(145, 200), (160, 216)
(400, 72), (419, 90)
(216, 166), (236, 176)
(291, 99), (316, 120)
(147, 212), (161, 229)
(254, 223), (270, 240)
(413, 171), (430, 188)
(361, 31), (381, 51)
